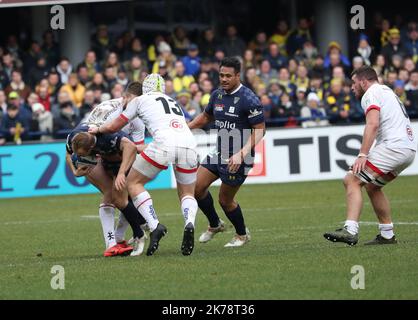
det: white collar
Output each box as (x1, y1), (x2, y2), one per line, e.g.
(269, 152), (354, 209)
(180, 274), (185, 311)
(226, 83), (242, 95)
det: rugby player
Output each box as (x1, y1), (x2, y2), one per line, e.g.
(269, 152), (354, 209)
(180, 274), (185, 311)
(90, 74), (199, 256)
(188, 57), (265, 247)
(324, 66), (417, 245)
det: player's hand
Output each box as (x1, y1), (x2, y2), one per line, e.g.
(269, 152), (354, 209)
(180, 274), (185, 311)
(227, 152), (242, 174)
(352, 157), (367, 174)
(115, 173), (126, 191)
(88, 126), (99, 135)
(74, 165), (93, 177)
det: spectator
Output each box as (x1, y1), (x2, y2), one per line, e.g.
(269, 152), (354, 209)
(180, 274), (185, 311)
(389, 54), (404, 73)
(295, 87), (307, 109)
(56, 57), (73, 84)
(357, 34), (373, 66)
(379, 19), (391, 48)
(275, 91), (299, 119)
(123, 37), (148, 64)
(200, 58), (219, 88)
(293, 64), (310, 90)
(267, 80), (284, 107)
(198, 28), (220, 59)
(4, 70), (31, 101)
(60, 73), (86, 108)
(111, 83), (124, 99)
(116, 69), (128, 87)
(177, 91), (200, 119)
(242, 49), (256, 71)
(111, 36), (126, 60)
(294, 40), (318, 68)
(41, 31), (60, 67)
(182, 44), (201, 76)
(269, 20), (290, 56)
(352, 56), (365, 71)
(260, 94), (273, 120)
(405, 70), (418, 118)
(325, 78), (354, 123)
(152, 41), (176, 75)
(403, 57), (416, 73)
(91, 24), (110, 62)
(287, 18), (313, 55)
(222, 24), (246, 57)
(78, 50), (100, 79)
(258, 59), (277, 87)
(53, 101), (80, 138)
(102, 52), (121, 75)
(124, 55), (146, 82)
(394, 79), (408, 105)
(0, 52), (16, 89)
(76, 64), (90, 86)
(248, 31), (269, 64)
(324, 41), (351, 69)
(22, 41), (43, 77)
(265, 42), (288, 71)
(165, 79), (176, 99)
(372, 54), (387, 76)
(278, 67), (296, 97)
(29, 56), (49, 89)
(1, 103), (31, 144)
(31, 102), (53, 141)
(385, 70), (398, 88)
(381, 28), (408, 61)
(405, 26), (418, 62)
(87, 72), (108, 93)
(300, 92), (329, 128)
(36, 86), (51, 111)
(171, 60), (194, 93)
(398, 68), (410, 84)
(47, 71), (62, 101)
(171, 26), (191, 57)
(0, 90), (7, 115)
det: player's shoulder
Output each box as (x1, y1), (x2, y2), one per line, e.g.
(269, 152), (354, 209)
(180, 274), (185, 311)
(362, 83), (382, 105)
(239, 85), (261, 105)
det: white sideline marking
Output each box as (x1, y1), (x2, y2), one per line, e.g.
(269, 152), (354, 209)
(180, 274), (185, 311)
(359, 221), (418, 226)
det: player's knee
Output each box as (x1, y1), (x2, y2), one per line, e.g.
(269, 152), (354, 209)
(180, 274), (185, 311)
(218, 195), (233, 211)
(365, 183), (381, 194)
(343, 174), (359, 188)
(111, 194), (126, 209)
(194, 184), (207, 200)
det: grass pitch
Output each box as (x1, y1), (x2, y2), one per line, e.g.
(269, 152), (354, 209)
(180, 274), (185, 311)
(1, 176), (418, 300)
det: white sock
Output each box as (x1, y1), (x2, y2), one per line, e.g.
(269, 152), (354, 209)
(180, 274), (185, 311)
(344, 220), (359, 235)
(379, 223), (394, 239)
(181, 196), (198, 227)
(132, 191), (159, 232)
(115, 212), (130, 243)
(99, 204), (116, 248)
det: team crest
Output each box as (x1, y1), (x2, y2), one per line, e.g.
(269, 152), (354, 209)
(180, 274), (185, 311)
(234, 97), (240, 104)
(217, 93), (223, 99)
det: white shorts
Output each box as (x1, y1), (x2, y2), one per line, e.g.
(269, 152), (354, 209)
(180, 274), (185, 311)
(131, 142), (198, 184)
(354, 144), (416, 187)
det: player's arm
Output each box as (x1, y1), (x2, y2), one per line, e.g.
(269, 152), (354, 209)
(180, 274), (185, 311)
(92, 116), (127, 135)
(114, 137), (137, 191)
(188, 111), (214, 129)
(227, 122), (266, 173)
(65, 152), (92, 177)
(352, 109), (380, 174)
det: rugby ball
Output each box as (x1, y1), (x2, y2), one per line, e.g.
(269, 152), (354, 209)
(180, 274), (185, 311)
(71, 154), (98, 169)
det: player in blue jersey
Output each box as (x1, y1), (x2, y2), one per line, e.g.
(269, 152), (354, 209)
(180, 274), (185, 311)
(188, 57), (265, 247)
(66, 125), (147, 256)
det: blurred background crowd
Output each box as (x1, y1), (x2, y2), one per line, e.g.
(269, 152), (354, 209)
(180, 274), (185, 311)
(0, 9), (417, 145)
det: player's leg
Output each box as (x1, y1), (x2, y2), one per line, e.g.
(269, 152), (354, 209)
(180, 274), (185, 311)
(218, 182), (250, 247)
(128, 148), (168, 256)
(195, 165), (226, 243)
(85, 161), (117, 250)
(174, 148), (199, 255)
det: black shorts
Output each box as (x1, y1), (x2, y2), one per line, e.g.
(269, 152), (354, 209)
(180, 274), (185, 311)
(201, 155), (251, 187)
(102, 159), (121, 177)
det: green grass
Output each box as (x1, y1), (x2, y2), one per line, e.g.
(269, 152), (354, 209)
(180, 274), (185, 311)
(1, 176), (418, 299)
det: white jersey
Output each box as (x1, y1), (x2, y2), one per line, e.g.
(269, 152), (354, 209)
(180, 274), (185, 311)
(361, 83), (417, 151)
(87, 98), (145, 144)
(122, 92), (196, 148)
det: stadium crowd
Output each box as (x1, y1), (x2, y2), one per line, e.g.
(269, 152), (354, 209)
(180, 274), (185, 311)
(1, 16), (418, 145)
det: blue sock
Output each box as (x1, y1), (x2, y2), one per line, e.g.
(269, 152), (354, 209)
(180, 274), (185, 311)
(224, 204), (246, 236)
(197, 192), (220, 228)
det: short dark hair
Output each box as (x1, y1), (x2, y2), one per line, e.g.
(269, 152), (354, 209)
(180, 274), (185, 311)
(351, 66), (378, 81)
(125, 81), (142, 96)
(220, 57), (241, 73)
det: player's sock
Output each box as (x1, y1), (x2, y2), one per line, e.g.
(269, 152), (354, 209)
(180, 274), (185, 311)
(197, 192), (220, 228)
(120, 202), (144, 239)
(181, 196), (198, 227)
(115, 212), (129, 243)
(344, 220), (359, 235)
(224, 204), (246, 236)
(99, 204), (116, 248)
(379, 223), (394, 239)
(128, 198), (147, 225)
(132, 191), (159, 232)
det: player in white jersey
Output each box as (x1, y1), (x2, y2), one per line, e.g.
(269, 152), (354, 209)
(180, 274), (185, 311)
(66, 82), (148, 257)
(324, 66), (417, 246)
(90, 74), (199, 256)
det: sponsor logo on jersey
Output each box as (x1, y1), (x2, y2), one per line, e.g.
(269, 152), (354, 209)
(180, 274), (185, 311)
(215, 103), (224, 111)
(248, 108), (263, 118)
(170, 119), (184, 130)
(228, 106), (235, 113)
(406, 125), (414, 141)
(215, 120), (236, 129)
